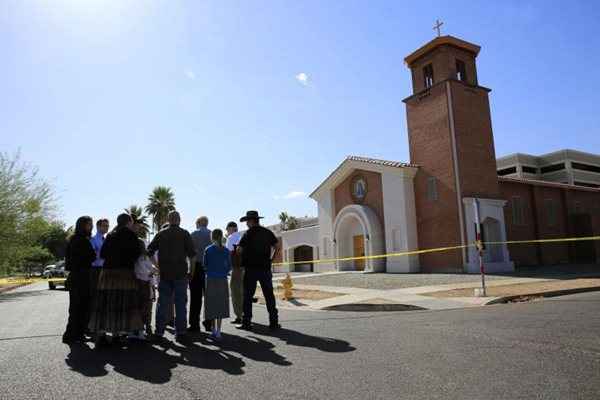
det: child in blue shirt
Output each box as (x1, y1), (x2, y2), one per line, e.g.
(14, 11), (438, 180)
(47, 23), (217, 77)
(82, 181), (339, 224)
(203, 229), (231, 339)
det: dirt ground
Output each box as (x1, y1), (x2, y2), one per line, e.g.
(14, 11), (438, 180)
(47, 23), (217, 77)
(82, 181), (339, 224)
(424, 278), (600, 298)
(255, 288), (343, 303)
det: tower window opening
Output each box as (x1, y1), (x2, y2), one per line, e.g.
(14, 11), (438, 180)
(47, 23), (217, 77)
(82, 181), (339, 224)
(456, 59), (467, 82)
(423, 64), (434, 88)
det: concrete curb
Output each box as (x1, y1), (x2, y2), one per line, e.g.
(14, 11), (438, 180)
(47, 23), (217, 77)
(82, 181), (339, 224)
(0, 282), (34, 294)
(485, 285), (600, 305)
(322, 303), (427, 312)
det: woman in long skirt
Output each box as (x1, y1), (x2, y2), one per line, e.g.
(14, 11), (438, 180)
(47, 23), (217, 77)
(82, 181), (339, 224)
(203, 229), (231, 340)
(89, 213), (143, 346)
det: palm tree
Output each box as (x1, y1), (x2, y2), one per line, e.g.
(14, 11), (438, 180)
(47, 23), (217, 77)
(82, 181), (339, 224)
(279, 212), (289, 231)
(124, 205), (150, 239)
(278, 211), (299, 231)
(145, 186), (176, 233)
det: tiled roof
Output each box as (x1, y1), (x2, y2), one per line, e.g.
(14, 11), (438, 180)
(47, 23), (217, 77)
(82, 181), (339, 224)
(310, 156), (418, 198)
(346, 156), (418, 168)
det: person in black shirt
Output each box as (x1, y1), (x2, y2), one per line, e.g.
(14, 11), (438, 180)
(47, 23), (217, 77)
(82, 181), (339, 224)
(63, 216), (96, 344)
(237, 210), (280, 331)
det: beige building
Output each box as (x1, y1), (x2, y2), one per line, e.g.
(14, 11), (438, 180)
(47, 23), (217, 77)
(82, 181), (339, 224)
(497, 149), (600, 188)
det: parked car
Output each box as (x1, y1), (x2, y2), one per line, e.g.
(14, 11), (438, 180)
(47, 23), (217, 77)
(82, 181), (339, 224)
(48, 262), (68, 290)
(42, 265), (56, 278)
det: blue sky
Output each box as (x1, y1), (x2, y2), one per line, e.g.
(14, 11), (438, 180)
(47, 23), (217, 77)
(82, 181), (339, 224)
(1, 0), (599, 232)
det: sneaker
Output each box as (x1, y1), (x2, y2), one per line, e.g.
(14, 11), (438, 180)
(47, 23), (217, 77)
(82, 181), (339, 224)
(230, 318), (242, 325)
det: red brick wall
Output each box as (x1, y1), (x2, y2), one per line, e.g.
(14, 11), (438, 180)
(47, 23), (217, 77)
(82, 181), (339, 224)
(500, 181), (539, 266)
(501, 180), (600, 266)
(334, 169), (385, 233)
(450, 81), (500, 199)
(405, 83), (463, 271)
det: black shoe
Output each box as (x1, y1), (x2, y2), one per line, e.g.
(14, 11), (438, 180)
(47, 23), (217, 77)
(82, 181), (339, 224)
(238, 322), (252, 331)
(231, 318), (242, 325)
(94, 333), (108, 348)
(252, 297), (259, 303)
(269, 322), (281, 331)
(188, 326), (200, 333)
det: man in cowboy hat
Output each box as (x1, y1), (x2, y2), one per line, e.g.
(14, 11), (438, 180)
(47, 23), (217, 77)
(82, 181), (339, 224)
(237, 210), (280, 331)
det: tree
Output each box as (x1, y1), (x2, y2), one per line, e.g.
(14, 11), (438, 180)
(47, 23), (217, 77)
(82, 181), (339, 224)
(278, 212), (299, 231)
(125, 205), (150, 239)
(145, 186), (175, 233)
(0, 151), (57, 276)
(38, 221), (69, 260)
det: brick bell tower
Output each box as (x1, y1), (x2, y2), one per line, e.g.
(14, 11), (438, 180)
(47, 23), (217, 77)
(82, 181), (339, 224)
(403, 35), (513, 273)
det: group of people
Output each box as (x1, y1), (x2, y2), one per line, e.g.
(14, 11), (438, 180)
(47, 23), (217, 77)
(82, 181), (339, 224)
(62, 209), (280, 346)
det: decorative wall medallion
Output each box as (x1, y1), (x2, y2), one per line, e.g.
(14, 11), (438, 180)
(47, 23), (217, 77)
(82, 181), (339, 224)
(350, 175), (368, 203)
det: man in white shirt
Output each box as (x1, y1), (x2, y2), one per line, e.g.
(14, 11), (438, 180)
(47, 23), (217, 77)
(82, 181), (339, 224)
(226, 221), (243, 324)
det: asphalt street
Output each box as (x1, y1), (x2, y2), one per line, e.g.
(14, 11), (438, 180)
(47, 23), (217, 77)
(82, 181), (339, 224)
(1, 282), (599, 400)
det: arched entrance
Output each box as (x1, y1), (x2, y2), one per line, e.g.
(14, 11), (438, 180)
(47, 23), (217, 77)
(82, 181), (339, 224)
(333, 205), (385, 272)
(292, 245), (314, 272)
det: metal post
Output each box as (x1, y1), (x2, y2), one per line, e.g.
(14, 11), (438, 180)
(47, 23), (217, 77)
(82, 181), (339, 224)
(473, 199), (487, 296)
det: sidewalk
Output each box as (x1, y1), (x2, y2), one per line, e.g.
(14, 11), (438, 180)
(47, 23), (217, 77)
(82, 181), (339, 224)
(268, 265), (600, 311)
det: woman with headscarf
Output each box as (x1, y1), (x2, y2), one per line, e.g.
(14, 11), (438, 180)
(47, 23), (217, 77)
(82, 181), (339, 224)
(62, 216), (96, 344)
(89, 213), (143, 346)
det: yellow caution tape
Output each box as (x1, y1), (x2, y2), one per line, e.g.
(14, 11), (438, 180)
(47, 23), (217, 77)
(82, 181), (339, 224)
(0, 277), (66, 285)
(1, 235), (598, 280)
(273, 235), (600, 267)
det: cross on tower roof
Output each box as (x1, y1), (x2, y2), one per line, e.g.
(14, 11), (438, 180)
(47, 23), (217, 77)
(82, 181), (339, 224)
(433, 19), (444, 37)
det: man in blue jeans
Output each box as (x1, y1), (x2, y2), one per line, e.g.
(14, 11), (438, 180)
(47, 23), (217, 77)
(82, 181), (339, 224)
(147, 211), (196, 341)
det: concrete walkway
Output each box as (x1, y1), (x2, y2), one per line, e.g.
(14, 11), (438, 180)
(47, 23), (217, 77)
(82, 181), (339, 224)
(274, 270), (600, 311)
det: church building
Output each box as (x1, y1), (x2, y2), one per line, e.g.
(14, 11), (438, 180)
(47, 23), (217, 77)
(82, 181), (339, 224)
(273, 35), (600, 274)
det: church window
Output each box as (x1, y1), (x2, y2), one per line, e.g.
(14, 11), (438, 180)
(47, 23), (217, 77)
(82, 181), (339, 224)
(426, 177), (438, 201)
(545, 199), (557, 227)
(456, 59), (467, 82)
(423, 64), (434, 88)
(511, 196), (525, 225)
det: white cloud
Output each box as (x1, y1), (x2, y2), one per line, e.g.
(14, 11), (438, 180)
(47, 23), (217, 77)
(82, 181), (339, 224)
(295, 72), (309, 86)
(274, 191), (306, 200)
(185, 69), (196, 80)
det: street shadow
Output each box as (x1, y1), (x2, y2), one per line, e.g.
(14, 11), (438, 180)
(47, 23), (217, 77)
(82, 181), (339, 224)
(250, 324), (356, 353)
(66, 333), (297, 382)
(191, 332), (292, 366)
